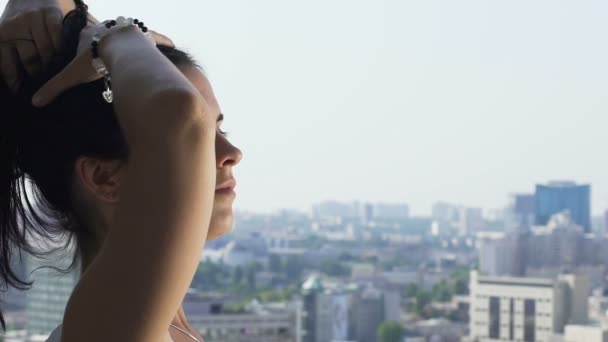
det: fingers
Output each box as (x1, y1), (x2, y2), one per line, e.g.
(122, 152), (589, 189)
(0, 44), (22, 91)
(150, 30), (175, 48)
(30, 11), (54, 66)
(44, 8), (63, 52)
(32, 53), (93, 107)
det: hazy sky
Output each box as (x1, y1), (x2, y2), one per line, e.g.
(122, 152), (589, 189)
(4, 0), (608, 215)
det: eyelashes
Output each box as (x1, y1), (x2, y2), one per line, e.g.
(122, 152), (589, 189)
(219, 129), (229, 137)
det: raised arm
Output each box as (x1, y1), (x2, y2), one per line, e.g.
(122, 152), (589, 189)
(35, 25), (217, 342)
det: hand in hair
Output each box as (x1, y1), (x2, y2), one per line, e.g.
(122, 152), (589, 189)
(0, 0), (80, 91)
(32, 24), (175, 107)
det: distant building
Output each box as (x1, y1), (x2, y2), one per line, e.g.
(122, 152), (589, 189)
(360, 202), (374, 223)
(458, 207), (484, 236)
(469, 271), (589, 341)
(527, 211), (585, 271)
(302, 276), (334, 342)
(372, 203), (409, 220)
(312, 201), (360, 220)
(189, 304), (302, 342)
(408, 318), (467, 342)
(535, 181), (591, 233)
(25, 250), (79, 336)
(510, 193), (536, 229)
(432, 202), (461, 223)
(301, 276), (400, 342)
(183, 290), (303, 342)
(348, 285), (385, 342)
(477, 232), (513, 276)
(604, 209), (608, 236)
(0, 250), (28, 312)
(477, 211), (606, 279)
(563, 324), (608, 342)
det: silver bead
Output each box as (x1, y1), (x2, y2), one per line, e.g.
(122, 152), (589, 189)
(116, 16), (127, 25)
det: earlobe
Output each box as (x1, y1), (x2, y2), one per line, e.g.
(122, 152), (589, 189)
(74, 156), (123, 204)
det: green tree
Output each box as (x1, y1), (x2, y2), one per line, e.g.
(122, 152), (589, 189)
(453, 277), (468, 295)
(193, 260), (228, 290)
(319, 259), (351, 277)
(244, 262), (263, 290)
(377, 321), (404, 342)
(415, 290), (432, 315)
(432, 280), (452, 302)
(403, 283), (419, 298)
(246, 267), (256, 290)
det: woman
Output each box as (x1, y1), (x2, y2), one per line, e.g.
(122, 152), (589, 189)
(0, 1), (242, 341)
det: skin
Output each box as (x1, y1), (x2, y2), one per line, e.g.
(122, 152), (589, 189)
(73, 65), (242, 341)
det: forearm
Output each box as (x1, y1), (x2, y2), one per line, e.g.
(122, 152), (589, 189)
(98, 26), (211, 141)
(62, 25), (217, 342)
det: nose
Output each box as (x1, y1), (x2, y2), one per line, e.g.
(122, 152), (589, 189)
(216, 135), (242, 168)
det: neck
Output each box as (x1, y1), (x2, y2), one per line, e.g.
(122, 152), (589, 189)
(79, 238), (191, 329)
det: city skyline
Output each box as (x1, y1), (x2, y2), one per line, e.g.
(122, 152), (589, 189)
(3, 0), (607, 216)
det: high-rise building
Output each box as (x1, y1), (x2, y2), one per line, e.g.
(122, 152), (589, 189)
(302, 276), (334, 342)
(360, 202), (374, 223)
(25, 251), (79, 335)
(348, 286), (385, 342)
(432, 202), (460, 222)
(535, 181), (591, 233)
(458, 207), (484, 236)
(372, 203), (409, 220)
(469, 271), (589, 341)
(510, 193), (536, 229)
(311, 201), (360, 221)
(477, 232), (513, 277)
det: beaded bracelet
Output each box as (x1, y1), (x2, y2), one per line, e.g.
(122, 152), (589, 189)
(90, 16), (154, 103)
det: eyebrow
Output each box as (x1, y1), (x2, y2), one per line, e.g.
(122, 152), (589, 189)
(217, 113), (224, 122)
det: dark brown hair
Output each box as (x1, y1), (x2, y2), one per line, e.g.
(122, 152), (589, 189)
(0, 1), (199, 331)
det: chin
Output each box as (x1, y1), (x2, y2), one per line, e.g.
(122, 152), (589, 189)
(206, 211), (234, 240)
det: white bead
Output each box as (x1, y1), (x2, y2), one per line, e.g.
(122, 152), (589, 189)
(116, 16), (127, 25)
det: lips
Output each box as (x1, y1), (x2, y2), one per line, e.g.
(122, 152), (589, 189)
(216, 178), (236, 191)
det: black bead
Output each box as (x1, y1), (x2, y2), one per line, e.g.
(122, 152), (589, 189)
(142, 27), (148, 33)
(105, 22), (112, 28)
(110, 20), (117, 25)
(137, 22), (144, 28)
(134, 19), (139, 24)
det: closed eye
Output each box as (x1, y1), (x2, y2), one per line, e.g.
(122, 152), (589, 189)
(217, 113), (228, 137)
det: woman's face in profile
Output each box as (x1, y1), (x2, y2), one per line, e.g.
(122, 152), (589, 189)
(179, 65), (243, 240)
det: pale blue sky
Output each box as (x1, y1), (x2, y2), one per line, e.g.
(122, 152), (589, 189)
(5, 0), (608, 215)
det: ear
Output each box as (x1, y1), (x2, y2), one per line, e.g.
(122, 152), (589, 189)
(74, 157), (125, 203)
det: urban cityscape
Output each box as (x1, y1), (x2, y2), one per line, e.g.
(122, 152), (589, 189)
(1, 180), (607, 342)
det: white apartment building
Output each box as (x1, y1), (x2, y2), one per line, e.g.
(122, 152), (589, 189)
(469, 271), (589, 342)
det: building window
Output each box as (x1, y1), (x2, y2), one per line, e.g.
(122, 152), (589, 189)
(489, 296), (500, 339)
(509, 298), (514, 340)
(524, 299), (536, 342)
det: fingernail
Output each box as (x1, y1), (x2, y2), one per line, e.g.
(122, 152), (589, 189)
(32, 94), (43, 107)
